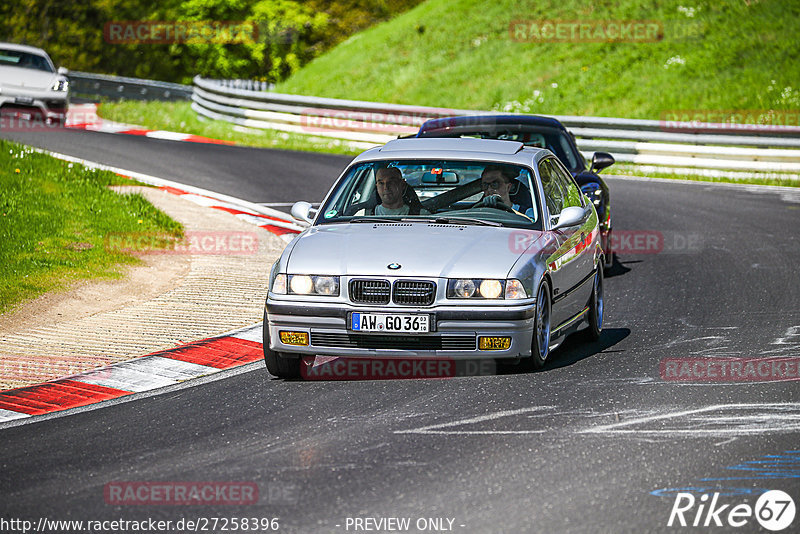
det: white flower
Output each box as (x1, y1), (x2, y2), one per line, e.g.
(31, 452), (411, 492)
(533, 89), (541, 97)
(551, 82), (558, 89)
(677, 5), (697, 17)
(664, 55), (686, 68)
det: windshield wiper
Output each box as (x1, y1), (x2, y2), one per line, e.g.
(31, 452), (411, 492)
(349, 217), (403, 224)
(427, 216), (502, 227)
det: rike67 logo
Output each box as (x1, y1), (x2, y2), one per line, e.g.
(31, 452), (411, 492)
(668, 490), (796, 530)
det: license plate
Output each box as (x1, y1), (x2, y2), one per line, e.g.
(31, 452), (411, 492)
(350, 312), (429, 333)
(15, 97), (34, 105)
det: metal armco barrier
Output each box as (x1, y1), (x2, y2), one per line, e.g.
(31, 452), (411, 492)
(66, 70), (192, 101)
(169, 76), (789, 174)
(192, 76), (800, 174)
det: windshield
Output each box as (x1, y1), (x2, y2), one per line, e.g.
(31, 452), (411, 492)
(318, 159), (542, 229)
(0, 49), (54, 73)
(419, 125), (583, 173)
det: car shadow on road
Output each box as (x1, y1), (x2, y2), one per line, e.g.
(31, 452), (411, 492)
(540, 327), (631, 372)
(604, 254), (635, 278)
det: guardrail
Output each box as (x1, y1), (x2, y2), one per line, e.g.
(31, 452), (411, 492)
(66, 70), (192, 101)
(190, 75), (800, 174)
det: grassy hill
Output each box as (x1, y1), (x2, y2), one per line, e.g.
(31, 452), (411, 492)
(276, 0), (800, 120)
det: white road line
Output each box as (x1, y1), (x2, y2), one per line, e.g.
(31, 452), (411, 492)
(582, 403), (800, 435)
(394, 406), (554, 435)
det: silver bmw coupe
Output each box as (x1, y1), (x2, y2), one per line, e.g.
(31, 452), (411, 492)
(264, 138), (604, 378)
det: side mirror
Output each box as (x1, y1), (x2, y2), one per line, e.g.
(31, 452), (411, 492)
(290, 201), (316, 225)
(590, 152), (615, 173)
(57, 66), (68, 76)
(552, 206), (585, 230)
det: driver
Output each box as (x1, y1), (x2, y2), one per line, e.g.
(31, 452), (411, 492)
(479, 165), (535, 218)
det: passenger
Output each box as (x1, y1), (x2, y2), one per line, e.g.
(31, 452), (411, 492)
(374, 167), (429, 215)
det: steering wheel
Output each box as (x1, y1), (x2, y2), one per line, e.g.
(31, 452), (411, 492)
(471, 194), (516, 213)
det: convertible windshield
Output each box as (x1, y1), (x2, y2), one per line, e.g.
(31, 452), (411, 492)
(318, 160), (542, 229)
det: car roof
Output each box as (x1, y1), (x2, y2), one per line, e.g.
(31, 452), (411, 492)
(0, 42), (51, 57)
(418, 114), (568, 134)
(351, 137), (552, 167)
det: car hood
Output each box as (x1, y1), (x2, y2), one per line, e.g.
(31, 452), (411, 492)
(286, 222), (548, 279)
(0, 66), (58, 90)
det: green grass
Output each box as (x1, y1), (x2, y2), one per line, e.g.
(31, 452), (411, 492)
(0, 140), (183, 314)
(276, 0), (800, 119)
(98, 101), (364, 156)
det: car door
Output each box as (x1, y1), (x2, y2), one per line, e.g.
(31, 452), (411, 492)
(540, 157), (595, 330)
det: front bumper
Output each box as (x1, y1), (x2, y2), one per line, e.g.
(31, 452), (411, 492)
(265, 300), (536, 360)
(0, 89), (68, 123)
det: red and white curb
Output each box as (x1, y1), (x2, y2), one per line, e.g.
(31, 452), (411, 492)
(66, 103), (234, 145)
(0, 324), (264, 423)
(35, 148), (306, 241)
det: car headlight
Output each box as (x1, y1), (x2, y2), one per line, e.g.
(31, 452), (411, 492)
(51, 79), (69, 92)
(447, 279), (528, 299)
(273, 274), (339, 296)
(580, 182), (602, 205)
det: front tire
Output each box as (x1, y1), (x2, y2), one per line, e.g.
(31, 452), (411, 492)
(262, 311), (300, 379)
(522, 280), (551, 370)
(586, 267), (604, 341)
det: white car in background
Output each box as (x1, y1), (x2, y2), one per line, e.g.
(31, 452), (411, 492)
(0, 43), (69, 125)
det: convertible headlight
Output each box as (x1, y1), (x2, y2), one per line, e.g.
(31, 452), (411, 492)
(51, 79), (69, 92)
(284, 274), (339, 296)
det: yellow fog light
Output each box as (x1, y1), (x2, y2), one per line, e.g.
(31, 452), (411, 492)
(479, 336), (511, 350)
(279, 331), (309, 346)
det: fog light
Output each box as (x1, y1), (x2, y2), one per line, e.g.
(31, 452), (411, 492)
(279, 331), (309, 346)
(479, 337), (511, 350)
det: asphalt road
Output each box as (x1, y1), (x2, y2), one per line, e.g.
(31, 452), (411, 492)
(1, 128), (799, 533)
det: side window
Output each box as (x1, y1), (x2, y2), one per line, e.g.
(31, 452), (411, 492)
(549, 158), (584, 208)
(539, 158), (566, 221)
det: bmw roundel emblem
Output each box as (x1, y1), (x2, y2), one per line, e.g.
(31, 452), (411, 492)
(388, 263), (401, 270)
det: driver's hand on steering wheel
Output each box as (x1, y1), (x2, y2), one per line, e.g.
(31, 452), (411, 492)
(482, 194), (504, 208)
